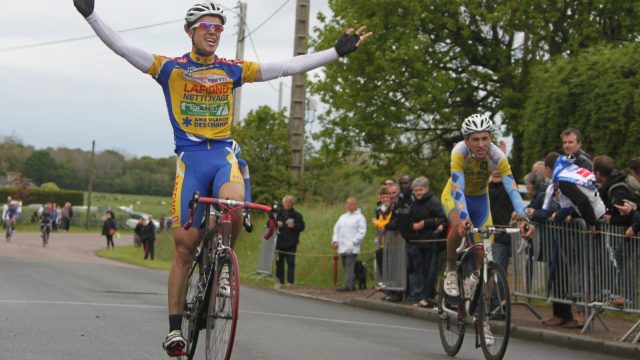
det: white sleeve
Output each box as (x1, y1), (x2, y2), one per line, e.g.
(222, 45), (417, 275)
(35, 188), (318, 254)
(85, 13), (154, 73)
(259, 48), (339, 81)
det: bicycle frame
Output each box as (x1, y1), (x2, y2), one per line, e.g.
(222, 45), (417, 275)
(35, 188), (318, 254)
(180, 192), (275, 360)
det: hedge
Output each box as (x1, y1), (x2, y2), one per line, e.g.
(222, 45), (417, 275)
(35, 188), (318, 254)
(0, 187), (84, 206)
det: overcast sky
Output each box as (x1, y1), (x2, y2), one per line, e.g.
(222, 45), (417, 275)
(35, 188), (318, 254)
(0, 0), (331, 158)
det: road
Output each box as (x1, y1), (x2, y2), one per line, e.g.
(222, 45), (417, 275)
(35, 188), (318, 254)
(0, 232), (628, 359)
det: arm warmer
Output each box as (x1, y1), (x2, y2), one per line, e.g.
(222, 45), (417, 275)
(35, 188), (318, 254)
(501, 174), (526, 217)
(86, 13), (154, 73)
(259, 48), (338, 81)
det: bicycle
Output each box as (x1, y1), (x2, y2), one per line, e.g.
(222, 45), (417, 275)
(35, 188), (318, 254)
(437, 225), (521, 360)
(179, 192), (275, 360)
(40, 219), (51, 247)
(4, 217), (15, 242)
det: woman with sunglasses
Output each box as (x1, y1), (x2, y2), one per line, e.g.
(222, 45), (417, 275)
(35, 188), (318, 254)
(73, 0), (372, 357)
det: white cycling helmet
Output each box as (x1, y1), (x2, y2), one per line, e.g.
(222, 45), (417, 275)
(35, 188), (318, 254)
(461, 113), (494, 137)
(230, 140), (241, 157)
(185, 2), (226, 27)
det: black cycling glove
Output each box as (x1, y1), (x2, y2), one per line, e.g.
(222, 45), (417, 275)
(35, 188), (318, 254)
(334, 32), (360, 57)
(74, 0), (95, 18)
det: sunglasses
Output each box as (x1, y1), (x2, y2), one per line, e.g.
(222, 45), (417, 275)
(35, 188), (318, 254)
(190, 22), (224, 33)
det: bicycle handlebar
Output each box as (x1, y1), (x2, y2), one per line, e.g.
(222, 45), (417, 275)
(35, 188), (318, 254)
(469, 226), (521, 235)
(183, 192), (275, 231)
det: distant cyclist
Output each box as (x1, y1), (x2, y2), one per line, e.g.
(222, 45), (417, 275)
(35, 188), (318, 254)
(39, 203), (53, 244)
(73, 0), (372, 356)
(441, 114), (534, 299)
(3, 196), (19, 231)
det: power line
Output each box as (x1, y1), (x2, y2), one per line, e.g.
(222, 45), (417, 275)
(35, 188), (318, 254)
(241, 0), (290, 41)
(0, 19), (182, 53)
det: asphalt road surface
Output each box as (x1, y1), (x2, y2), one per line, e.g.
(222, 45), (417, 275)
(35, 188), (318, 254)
(0, 232), (629, 359)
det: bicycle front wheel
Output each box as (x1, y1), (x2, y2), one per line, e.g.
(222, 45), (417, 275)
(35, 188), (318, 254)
(182, 260), (202, 360)
(437, 280), (465, 356)
(479, 262), (511, 360)
(205, 247), (240, 360)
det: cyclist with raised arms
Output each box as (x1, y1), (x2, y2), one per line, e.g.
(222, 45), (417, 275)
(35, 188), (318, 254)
(441, 114), (534, 299)
(72, 0), (372, 356)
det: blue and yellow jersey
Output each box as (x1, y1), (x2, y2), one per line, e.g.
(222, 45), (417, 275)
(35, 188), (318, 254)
(147, 52), (260, 153)
(442, 141), (525, 221)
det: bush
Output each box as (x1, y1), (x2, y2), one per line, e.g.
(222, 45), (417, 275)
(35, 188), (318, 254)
(0, 187), (83, 206)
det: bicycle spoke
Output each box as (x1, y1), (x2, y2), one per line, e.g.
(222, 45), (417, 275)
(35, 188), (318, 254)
(480, 263), (511, 360)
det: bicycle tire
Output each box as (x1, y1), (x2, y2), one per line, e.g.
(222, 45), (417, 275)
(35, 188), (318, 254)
(181, 259), (202, 360)
(6, 224), (12, 242)
(478, 262), (511, 360)
(437, 280), (466, 356)
(205, 247), (240, 360)
(42, 229), (48, 247)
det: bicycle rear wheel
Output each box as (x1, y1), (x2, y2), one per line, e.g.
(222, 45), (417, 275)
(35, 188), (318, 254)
(205, 247), (240, 360)
(478, 262), (511, 360)
(437, 280), (466, 356)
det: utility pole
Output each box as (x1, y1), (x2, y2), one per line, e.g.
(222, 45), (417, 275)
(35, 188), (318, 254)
(85, 140), (95, 228)
(288, 0), (310, 179)
(232, 1), (247, 126)
(278, 81), (283, 112)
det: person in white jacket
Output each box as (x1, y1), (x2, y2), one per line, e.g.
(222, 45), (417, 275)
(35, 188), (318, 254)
(332, 197), (367, 291)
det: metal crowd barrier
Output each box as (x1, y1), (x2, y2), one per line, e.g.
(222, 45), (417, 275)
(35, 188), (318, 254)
(246, 228), (278, 282)
(510, 219), (640, 343)
(378, 231), (407, 293)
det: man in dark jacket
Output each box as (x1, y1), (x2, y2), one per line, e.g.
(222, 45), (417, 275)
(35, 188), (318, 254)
(561, 127), (592, 170)
(593, 155), (639, 307)
(401, 176), (446, 307)
(275, 195), (305, 285)
(142, 216), (156, 260)
(488, 171), (515, 272)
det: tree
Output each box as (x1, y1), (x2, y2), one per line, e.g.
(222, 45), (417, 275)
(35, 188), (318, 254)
(234, 106), (293, 203)
(22, 150), (59, 185)
(309, 0), (640, 172)
(522, 43), (640, 170)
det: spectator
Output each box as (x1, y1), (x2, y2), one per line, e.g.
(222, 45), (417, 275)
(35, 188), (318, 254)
(142, 215), (157, 260)
(61, 202), (73, 231)
(618, 158), (640, 238)
(275, 195), (305, 285)
(385, 174), (415, 300)
(593, 155), (639, 225)
(159, 214), (166, 232)
(561, 127), (592, 169)
(387, 183), (400, 208)
(332, 197), (367, 292)
(383, 179), (395, 188)
(134, 218), (144, 247)
(50, 203), (58, 232)
(372, 186), (393, 280)
(525, 172), (552, 220)
(101, 210), (117, 250)
(593, 155), (639, 307)
(402, 177), (446, 307)
(542, 152), (605, 328)
(531, 161), (546, 177)
(488, 171), (515, 272)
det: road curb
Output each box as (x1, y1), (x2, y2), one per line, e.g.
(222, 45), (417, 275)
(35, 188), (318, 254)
(343, 297), (639, 359)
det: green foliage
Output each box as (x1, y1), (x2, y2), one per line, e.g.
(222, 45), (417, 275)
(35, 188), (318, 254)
(0, 186), (83, 206)
(40, 182), (60, 191)
(22, 150), (59, 185)
(309, 0), (640, 173)
(234, 106), (294, 203)
(0, 137), (175, 196)
(522, 43), (640, 172)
